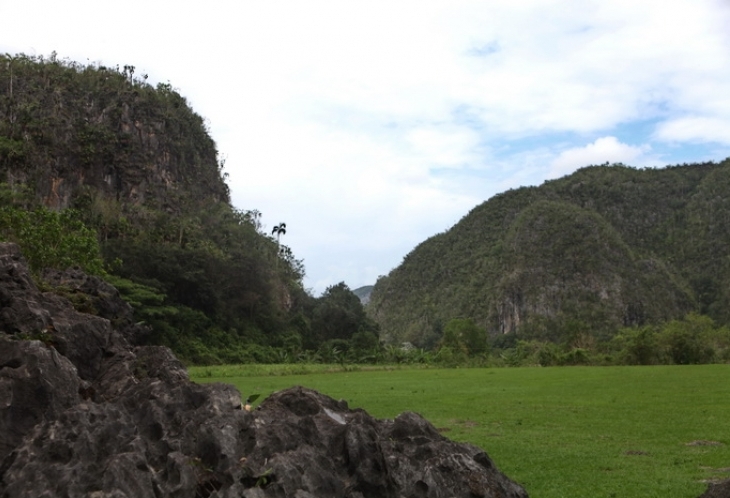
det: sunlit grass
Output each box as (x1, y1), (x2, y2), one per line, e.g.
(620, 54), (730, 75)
(190, 365), (730, 498)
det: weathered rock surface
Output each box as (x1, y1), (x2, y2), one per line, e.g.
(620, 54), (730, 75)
(699, 480), (730, 498)
(0, 242), (528, 497)
(41, 266), (149, 345)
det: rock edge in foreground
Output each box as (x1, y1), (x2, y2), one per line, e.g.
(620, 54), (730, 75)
(0, 242), (528, 497)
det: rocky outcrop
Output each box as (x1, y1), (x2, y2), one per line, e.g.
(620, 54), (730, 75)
(0, 242), (528, 498)
(40, 266), (149, 345)
(699, 480), (730, 498)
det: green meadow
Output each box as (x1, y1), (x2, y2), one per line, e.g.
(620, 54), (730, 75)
(189, 365), (730, 498)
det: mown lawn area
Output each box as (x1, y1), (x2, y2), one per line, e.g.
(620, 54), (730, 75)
(189, 364), (730, 498)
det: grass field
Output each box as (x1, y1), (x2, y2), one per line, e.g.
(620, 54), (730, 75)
(189, 364), (730, 498)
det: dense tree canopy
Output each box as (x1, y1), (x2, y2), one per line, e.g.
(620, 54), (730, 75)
(369, 160), (730, 349)
(311, 282), (378, 343)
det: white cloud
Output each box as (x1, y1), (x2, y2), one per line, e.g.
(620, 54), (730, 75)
(406, 127), (483, 168)
(654, 117), (730, 145)
(549, 137), (654, 178)
(2, 0), (730, 292)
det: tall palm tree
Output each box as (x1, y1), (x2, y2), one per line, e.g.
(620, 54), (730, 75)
(272, 223), (286, 244)
(272, 223), (286, 268)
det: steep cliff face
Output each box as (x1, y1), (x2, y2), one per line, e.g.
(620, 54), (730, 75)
(0, 54), (229, 212)
(495, 200), (693, 335)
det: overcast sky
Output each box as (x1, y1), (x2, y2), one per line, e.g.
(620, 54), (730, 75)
(3, 0), (730, 294)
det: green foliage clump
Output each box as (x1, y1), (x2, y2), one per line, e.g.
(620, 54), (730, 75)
(0, 203), (104, 274)
(310, 282), (378, 344)
(439, 318), (487, 357)
(483, 313), (730, 368)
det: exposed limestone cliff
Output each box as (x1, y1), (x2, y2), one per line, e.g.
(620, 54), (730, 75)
(0, 54), (229, 212)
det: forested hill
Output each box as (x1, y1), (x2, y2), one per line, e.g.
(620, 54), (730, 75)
(0, 53), (229, 211)
(1, 53), (379, 364)
(368, 159), (730, 347)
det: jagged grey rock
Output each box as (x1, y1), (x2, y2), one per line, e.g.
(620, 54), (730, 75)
(41, 266), (150, 345)
(0, 242), (528, 497)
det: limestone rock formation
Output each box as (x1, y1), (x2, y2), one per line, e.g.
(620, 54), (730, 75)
(0, 242), (528, 497)
(0, 54), (230, 212)
(699, 480), (730, 498)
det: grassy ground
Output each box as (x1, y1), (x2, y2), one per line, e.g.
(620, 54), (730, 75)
(189, 364), (730, 498)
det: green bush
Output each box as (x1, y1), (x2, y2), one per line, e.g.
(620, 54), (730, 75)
(659, 313), (719, 364)
(560, 347), (591, 366)
(441, 318), (488, 356)
(0, 206), (105, 274)
(613, 326), (661, 365)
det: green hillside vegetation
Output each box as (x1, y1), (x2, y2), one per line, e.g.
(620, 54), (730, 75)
(369, 160), (730, 363)
(3, 52), (728, 367)
(0, 53), (377, 364)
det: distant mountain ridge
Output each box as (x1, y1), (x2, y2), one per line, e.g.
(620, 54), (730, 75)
(352, 285), (374, 304)
(368, 160), (730, 347)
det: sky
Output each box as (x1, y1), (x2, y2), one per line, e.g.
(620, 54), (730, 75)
(3, 0), (730, 294)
